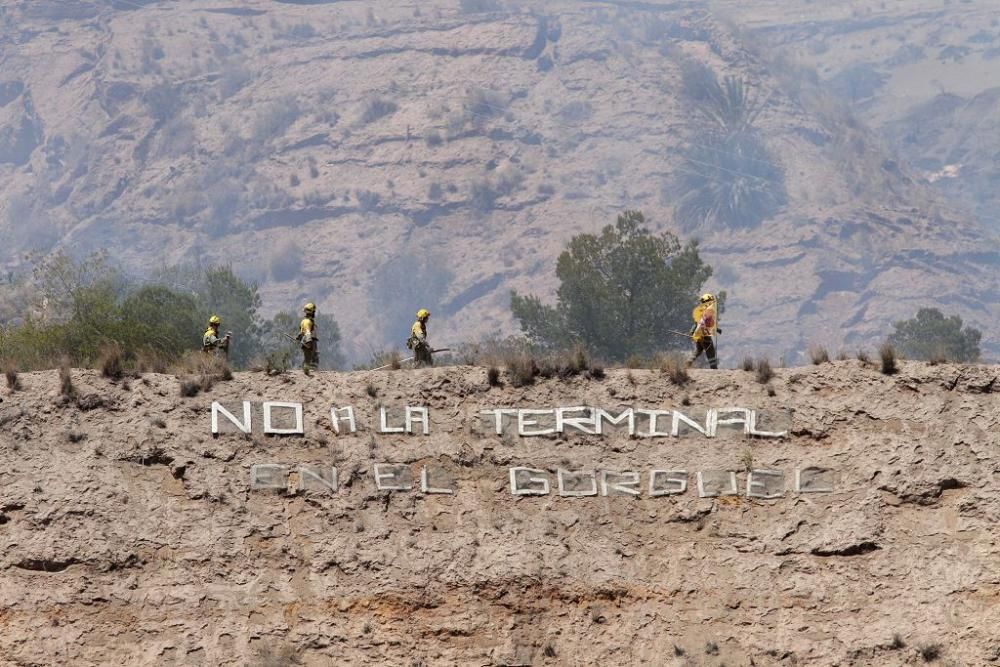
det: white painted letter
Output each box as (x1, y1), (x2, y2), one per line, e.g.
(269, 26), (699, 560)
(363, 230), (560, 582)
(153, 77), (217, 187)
(330, 406), (357, 434)
(263, 402), (304, 435)
(405, 406), (430, 435)
(649, 470), (688, 496)
(420, 466), (454, 494)
(672, 410), (711, 438)
(636, 409), (672, 437)
(374, 464), (412, 491)
(298, 466), (338, 493)
(746, 469), (785, 499)
(378, 406), (405, 433)
(715, 408), (753, 435)
(480, 409), (518, 435)
(600, 470), (641, 496)
(557, 469), (598, 497)
(212, 401), (251, 434)
(795, 467), (834, 493)
(697, 470), (738, 497)
(749, 410), (788, 438)
(595, 408), (635, 435)
(250, 464), (289, 490)
(556, 407), (599, 434)
(518, 409), (556, 436)
(509, 467), (550, 495)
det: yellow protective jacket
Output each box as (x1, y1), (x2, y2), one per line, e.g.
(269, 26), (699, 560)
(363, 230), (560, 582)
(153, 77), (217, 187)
(203, 328), (220, 352)
(408, 320), (427, 349)
(691, 303), (718, 343)
(298, 317), (316, 343)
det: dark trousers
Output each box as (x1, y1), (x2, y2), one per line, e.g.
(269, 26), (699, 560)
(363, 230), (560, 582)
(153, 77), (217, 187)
(413, 343), (433, 367)
(302, 342), (319, 370)
(691, 337), (718, 369)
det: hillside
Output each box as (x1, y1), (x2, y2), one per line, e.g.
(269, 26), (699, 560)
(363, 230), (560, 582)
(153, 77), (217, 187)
(1, 361), (998, 665)
(714, 0), (1000, 232)
(0, 0), (997, 362)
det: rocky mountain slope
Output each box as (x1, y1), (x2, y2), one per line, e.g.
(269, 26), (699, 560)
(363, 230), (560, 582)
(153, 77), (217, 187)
(715, 0), (1000, 233)
(0, 361), (998, 665)
(0, 0), (997, 362)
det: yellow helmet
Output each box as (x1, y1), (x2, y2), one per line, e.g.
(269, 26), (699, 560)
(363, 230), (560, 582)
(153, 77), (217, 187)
(303, 302), (316, 314)
(209, 315), (221, 325)
(416, 308), (430, 320)
(699, 293), (715, 303)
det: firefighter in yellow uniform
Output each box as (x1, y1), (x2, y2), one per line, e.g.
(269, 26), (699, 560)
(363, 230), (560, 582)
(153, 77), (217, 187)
(202, 315), (231, 358)
(296, 302), (319, 373)
(688, 293), (721, 369)
(407, 308), (433, 367)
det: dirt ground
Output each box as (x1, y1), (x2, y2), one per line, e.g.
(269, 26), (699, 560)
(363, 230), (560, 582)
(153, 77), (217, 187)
(0, 360), (997, 666)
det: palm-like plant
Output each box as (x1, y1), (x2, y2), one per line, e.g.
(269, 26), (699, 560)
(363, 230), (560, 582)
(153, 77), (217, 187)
(675, 133), (786, 230)
(697, 75), (770, 135)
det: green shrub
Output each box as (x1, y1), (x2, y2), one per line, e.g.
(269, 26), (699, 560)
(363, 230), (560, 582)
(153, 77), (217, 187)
(887, 307), (981, 362)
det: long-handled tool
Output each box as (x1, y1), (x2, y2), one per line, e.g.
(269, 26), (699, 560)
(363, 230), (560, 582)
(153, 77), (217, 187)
(371, 348), (451, 371)
(667, 330), (695, 340)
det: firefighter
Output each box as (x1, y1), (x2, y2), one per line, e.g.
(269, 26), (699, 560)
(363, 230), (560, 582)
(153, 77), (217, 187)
(688, 293), (721, 369)
(407, 308), (433, 367)
(202, 315), (231, 358)
(297, 302), (319, 373)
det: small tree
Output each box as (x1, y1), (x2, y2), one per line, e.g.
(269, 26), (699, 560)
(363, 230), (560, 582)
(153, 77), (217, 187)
(887, 308), (981, 363)
(510, 210), (713, 361)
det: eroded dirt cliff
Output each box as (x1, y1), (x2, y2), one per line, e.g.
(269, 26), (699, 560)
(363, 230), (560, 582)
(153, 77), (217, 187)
(0, 361), (998, 666)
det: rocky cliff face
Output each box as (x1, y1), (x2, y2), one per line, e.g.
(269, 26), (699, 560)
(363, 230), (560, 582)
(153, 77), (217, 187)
(0, 0), (997, 361)
(1, 361), (998, 665)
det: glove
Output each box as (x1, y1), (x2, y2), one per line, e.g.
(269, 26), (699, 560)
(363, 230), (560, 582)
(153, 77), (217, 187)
(716, 327), (722, 335)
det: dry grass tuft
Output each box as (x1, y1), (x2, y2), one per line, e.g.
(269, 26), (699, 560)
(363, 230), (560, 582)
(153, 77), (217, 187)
(879, 343), (898, 375)
(507, 355), (537, 388)
(856, 348), (871, 364)
(135, 350), (169, 374)
(808, 345), (830, 365)
(919, 643), (941, 662)
(4, 363), (21, 391)
(660, 353), (690, 385)
(741, 356), (755, 371)
(486, 366), (501, 387)
(172, 352), (231, 395)
(59, 359), (75, 398)
(179, 378), (201, 397)
(927, 346), (948, 365)
(755, 358), (774, 384)
(98, 342), (126, 380)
